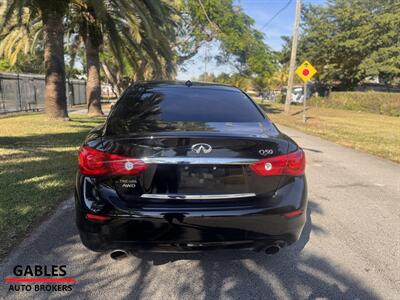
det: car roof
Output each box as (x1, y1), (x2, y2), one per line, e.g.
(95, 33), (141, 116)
(131, 80), (240, 92)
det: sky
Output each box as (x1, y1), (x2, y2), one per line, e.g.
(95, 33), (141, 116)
(176, 0), (327, 80)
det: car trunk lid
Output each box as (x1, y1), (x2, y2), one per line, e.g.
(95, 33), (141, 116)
(100, 122), (290, 203)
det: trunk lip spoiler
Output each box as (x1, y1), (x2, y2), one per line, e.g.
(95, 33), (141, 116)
(140, 193), (256, 200)
(141, 157), (258, 165)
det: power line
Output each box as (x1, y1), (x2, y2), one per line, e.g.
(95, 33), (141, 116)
(260, 0), (293, 30)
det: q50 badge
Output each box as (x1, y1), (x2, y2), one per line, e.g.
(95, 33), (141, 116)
(259, 149), (274, 156)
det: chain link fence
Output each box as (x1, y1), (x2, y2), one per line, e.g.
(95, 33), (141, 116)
(0, 72), (87, 113)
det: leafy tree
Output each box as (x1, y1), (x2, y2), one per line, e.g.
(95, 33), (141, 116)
(0, 8), (42, 67)
(282, 0), (400, 89)
(66, 0), (175, 115)
(251, 67), (293, 94)
(0, 0), (70, 119)
(0, 7), (45, 74)
(1, 0), (176, 116)
(196, 72), (252, 90)
(1, 0), (276, 114)
(0, 53), (45, 73)
(174, 0), (276, 78)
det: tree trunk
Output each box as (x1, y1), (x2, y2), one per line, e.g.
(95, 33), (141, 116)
(102, 62), (125, 96)
(134, 61), (147, 81)
(85, 37), (104, 116)
(101, 62), (120, 97)
(42, 10), (69, 120)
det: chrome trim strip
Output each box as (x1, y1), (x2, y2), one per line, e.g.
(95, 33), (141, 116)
(140, 193), (256, 200)
(142, 157), (258, 165)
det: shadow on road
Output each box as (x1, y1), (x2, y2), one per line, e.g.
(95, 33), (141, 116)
(0, 200), (379, 299)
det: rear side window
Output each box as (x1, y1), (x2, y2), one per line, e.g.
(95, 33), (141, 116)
(109, 86), (264, 124)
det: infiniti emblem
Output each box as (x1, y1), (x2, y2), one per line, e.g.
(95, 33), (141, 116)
(191, 143), (212, 154)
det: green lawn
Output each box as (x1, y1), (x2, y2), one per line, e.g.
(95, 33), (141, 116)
(257, 101), (400, 163)
(0, 113), (105, 258)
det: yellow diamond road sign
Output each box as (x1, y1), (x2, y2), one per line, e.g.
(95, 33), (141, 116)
(295, 60), (317, 82)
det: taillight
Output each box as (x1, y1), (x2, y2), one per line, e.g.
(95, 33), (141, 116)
(249, 149), (305, 176)
(78, 146), (148, 176)
(281, 209), (304, 218)
(86, 213), (112, 221)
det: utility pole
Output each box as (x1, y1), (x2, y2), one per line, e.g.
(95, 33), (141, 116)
(284, 0), (301, 114)
(204, 43), (209, 82)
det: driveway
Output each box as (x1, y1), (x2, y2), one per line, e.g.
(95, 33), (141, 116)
(1, 125), (399, 299)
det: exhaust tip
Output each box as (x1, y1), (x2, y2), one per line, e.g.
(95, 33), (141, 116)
(110, 249), (129, 260)
(264, 245), (280, 255)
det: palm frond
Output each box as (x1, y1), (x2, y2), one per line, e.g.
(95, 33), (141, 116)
(0, 5), (42, 66)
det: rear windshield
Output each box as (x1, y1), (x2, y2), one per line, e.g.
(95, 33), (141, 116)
(109, 86), (264, 124)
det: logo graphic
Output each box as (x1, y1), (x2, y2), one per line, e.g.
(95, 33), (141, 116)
(124, 161), (134, 170)
(4, 264), (76, 293)
(259, 149), (274, 156)
(122, 183), (136, 188)
(265, 162), (272, 171)
(191, 143), (212, 154)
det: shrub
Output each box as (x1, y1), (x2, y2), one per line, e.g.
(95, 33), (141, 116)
(308, 92), (400, 117)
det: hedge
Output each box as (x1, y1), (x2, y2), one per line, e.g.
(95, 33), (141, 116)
(308, 92), (400, 117)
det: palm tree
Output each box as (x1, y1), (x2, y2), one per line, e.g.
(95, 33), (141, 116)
(67, 1), (104, 115)
(1, 0), (176, 117)
(66, 0), (176, 115)
(0, 0), (70, 120)
(0, 8), (42, 66)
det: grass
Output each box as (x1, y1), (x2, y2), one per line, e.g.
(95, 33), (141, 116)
(309, 92), (400, 117)
(0, 113), (105, 258)
(257, 101), (400, 163)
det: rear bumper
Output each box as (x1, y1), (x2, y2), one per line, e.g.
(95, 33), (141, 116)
(75, 176), (307, 252)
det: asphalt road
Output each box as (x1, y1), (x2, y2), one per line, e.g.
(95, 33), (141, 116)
(1, 125), (399, 300)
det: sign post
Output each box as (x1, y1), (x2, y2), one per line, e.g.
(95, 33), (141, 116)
(303, 83), (307, 123)
(295, 61), (317, 123)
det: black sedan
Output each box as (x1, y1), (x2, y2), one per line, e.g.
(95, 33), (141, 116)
(75, 81), (307, 256)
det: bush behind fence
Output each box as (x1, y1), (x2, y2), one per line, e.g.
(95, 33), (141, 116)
(0, 72), (87, 113)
